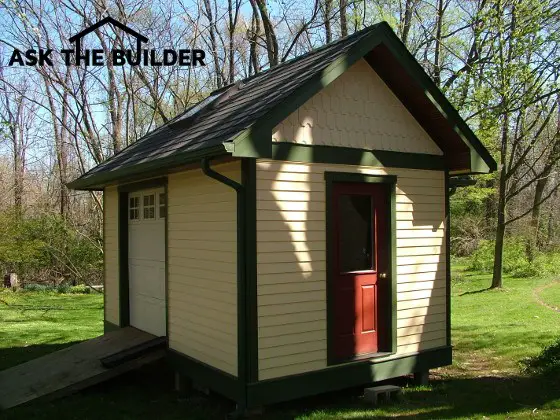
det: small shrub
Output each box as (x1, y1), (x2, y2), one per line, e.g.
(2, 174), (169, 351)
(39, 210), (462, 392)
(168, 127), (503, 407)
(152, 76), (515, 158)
(464, 237), (560, 278)
(67, 285), (91, 294)
(56, 283), (71, 294)
(467, 238), (527, 274)
(521, 338), (560, 377)
(23, 283), (55, 292)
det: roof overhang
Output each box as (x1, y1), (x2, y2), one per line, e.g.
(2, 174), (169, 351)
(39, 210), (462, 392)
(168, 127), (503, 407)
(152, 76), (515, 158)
(67, 145), (228, 190)
(68, 22), (495, 191)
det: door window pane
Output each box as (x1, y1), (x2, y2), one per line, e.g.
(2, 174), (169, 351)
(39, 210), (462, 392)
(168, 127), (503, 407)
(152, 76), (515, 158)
(338, 194), (374, 272)
(129, 196), (140, 220)
(143, 194), (155, 219)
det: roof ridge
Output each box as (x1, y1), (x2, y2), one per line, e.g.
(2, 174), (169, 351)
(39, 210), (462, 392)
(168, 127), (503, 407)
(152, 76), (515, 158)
(209, 23), (381, 96)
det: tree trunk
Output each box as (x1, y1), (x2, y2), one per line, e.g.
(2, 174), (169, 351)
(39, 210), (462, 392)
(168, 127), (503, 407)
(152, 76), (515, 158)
(401, 0), (417, 46)
(340, 0), (347, 37)
(323, 0), (333, 43)
(492, 115), (509, 289)
(492, 199), (506, 288)
(203, 0), (223, 88)
(433, 0), (444, 86)
(251, 0), (278, 67)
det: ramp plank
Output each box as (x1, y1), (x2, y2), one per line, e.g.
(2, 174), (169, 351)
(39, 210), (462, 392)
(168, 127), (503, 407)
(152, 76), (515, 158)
(0, 327), (164, 410)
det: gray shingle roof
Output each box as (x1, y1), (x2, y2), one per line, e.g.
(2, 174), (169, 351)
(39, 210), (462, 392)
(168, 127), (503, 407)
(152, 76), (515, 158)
(69, 24), (379, 189)
(69, 21), (496, 190)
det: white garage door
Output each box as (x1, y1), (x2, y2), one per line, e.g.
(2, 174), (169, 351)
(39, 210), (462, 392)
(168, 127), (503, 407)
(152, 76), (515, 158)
(128, 188), (166, 337)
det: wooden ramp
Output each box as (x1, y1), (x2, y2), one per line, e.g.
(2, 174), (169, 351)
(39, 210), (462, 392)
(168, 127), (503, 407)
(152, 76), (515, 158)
(0, 327), (166, 410)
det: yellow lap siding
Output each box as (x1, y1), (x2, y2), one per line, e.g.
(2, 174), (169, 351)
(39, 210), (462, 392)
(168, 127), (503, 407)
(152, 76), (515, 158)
(167, 161), (239, 377)
(256, 160), (447, 380)
(104, 186), (119, 326)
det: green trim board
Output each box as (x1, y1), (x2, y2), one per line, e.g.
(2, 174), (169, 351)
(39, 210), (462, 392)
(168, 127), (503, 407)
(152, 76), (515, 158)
(167, 349), (240, 401)
(103, 320), (120, 333)
(324, 171), (398, 365)
(117, 191), (130, 327)
(445, 170), (451, 346)
(246, 345), (452, 407)
(164, 182), (170, 342)
(242, 159), (259, 383)
(269, 142), (446, 170)
(102, 191), (108, 326)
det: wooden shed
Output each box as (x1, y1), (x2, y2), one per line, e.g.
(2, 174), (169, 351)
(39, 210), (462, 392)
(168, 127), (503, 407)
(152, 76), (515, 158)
(69, 22), (496, 411)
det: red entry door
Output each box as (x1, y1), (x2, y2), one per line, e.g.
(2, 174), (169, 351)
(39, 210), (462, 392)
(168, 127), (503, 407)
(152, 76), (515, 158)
(332, 182), (388, 361)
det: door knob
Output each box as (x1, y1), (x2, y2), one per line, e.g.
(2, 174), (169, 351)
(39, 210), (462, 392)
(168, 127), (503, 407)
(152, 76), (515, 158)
(379, 272), (387, 279)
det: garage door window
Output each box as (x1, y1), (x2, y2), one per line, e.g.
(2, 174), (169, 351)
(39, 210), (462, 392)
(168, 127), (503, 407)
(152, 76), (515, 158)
(143, 194), (155, 219)
(129, 196), (140, 220)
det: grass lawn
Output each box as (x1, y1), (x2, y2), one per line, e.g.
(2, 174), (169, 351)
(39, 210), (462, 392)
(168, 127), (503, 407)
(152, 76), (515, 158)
(1, 268), (559, 419)
(0, 291), (103, 371)
(536, 281), (560, 311)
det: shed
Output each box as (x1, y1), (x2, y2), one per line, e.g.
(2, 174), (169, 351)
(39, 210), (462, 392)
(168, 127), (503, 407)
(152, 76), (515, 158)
(68, 22), (496, 410)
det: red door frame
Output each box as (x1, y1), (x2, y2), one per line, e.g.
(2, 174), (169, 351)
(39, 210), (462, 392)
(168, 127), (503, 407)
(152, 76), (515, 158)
(326, 172), (395, 365)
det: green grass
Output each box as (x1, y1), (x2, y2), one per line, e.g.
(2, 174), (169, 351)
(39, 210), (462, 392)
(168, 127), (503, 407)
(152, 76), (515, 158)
(538, 281), (560, 310)
(0, 291), (103, 371)
(1, 268), (559, 419)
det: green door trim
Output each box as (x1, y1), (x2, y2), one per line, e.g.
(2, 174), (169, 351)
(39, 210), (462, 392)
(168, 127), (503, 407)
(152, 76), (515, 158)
(116, 178), (168, 332)
(324, 172), (398, 366)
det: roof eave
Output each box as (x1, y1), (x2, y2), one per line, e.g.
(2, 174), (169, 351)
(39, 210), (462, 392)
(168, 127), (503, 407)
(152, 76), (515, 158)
(67, 144), (228, 191)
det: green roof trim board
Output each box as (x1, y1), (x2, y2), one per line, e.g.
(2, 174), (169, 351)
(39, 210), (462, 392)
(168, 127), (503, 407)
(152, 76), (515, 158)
(68, 21), (496, 191)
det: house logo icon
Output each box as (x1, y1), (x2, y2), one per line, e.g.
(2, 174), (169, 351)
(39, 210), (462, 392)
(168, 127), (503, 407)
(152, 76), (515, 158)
(8, 16), (206, 67)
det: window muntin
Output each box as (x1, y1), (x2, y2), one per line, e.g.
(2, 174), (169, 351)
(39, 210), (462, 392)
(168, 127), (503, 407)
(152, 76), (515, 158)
(129, 196), (140, 220)
(143, 194), (155, 219)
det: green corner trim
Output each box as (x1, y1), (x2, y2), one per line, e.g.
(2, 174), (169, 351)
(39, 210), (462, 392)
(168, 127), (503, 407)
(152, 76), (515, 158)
(247, 346), (452, 407)
(324, 172), (398, 365)
(164, 181), (170, 342)
(103, 320), (121, 333)
(166, 349), (240, 401)
(271, 143), (446, 170)
(117, 191), (130, 328)
(103, 191), (108, 325)
(445, 171), (451, 346)
(243, 159), (259, 383)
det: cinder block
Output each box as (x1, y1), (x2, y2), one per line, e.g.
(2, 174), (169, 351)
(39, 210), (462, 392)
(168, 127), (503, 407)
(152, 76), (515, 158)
(364, 385), (402, 405)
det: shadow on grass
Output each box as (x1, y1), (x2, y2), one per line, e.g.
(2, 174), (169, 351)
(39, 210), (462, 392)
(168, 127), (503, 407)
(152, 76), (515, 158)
(3, 361), (234, 420)
(458, 287), (491, 296)
(2, 358), (559, 419)
(0, 341), (85, 372)
(264, 374), (560, 419)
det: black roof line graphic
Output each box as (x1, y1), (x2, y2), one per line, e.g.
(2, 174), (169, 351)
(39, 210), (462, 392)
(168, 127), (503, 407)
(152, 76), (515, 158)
(69, 16), (148, 43)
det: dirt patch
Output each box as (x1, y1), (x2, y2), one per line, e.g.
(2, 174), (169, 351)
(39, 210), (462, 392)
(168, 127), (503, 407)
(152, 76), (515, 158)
(533, 281), (560, 313)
